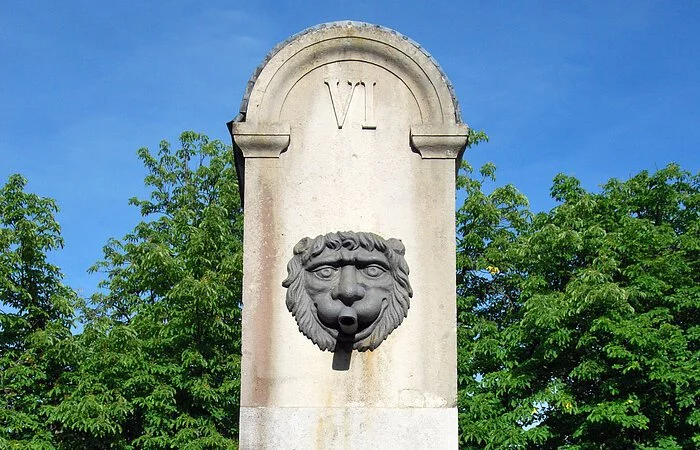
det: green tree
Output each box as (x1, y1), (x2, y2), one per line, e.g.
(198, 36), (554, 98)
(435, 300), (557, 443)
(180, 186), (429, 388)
(0, 174), (77, 448)
(50, 132), (244, 448)
(457, 163), (700, 449)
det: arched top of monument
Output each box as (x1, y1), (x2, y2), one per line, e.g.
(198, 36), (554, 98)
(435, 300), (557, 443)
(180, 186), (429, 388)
(235, 21), (464, 125)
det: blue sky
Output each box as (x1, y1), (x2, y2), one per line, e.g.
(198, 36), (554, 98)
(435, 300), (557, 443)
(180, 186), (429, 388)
(2, 0), (699, 298)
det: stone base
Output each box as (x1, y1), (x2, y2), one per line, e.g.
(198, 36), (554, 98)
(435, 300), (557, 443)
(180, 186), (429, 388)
(239, 406), (457, 449)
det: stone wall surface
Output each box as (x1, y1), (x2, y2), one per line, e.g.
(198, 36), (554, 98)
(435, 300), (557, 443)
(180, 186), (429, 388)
(229, 21), (468, 449)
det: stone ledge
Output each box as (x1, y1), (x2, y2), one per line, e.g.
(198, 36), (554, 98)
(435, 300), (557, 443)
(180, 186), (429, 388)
(230, 122), (291, 158)
(410, 123), (470, 159)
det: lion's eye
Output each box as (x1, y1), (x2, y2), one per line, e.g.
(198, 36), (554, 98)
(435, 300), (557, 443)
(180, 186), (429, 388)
(313, 266), (337, 279)
(362, 265), (386, 278)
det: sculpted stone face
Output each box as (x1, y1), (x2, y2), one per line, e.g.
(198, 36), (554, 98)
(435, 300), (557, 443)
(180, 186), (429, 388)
(282, 231), (412, 352)
(306, 246), (392, 338)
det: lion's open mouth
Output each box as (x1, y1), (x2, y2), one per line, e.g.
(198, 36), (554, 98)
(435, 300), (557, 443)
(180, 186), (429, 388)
(312, 297), (388, 345)
(338, 306), (358, 334)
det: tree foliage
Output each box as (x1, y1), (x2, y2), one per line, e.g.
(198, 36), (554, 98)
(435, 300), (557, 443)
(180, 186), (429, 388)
(0, 174), (77, 448)
(457, 163), (700, 449)
(2, 127), (698, 449)
(48, 132), (244, 448)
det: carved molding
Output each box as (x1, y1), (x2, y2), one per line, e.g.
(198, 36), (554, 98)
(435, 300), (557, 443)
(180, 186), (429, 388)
(239, 24), (461, 126)
(230, 122), (290, 158)
(409, 123), (470, 159)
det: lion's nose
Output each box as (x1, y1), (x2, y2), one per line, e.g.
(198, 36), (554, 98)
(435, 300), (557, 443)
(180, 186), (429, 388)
(331, 266), (366, 305)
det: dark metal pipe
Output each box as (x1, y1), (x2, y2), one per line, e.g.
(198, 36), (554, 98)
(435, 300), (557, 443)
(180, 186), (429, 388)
(338, 306), (358, 334)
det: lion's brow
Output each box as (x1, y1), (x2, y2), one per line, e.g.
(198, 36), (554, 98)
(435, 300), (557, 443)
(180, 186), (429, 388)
(305, 251), (389, 269)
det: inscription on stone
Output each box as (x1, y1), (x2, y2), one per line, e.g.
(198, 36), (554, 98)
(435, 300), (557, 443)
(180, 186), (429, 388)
(324, 79), (377, 129)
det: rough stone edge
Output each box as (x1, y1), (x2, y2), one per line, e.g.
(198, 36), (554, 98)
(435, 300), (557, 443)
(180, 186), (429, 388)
(233, 21), (463, 124)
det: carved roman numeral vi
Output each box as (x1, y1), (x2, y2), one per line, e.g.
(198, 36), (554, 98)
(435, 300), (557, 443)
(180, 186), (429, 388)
(324, 79), (376, 130)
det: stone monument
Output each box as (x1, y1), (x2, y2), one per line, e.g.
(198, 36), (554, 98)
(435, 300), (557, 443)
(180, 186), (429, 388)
(228, 21), (469, 449)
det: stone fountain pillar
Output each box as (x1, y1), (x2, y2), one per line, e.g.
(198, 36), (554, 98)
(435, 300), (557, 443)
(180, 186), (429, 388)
(228, 21), (469, 449)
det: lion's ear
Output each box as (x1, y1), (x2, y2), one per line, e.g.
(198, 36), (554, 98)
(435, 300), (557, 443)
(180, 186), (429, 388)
(293, 237), (311, 254)
(386, 238), (406, 256)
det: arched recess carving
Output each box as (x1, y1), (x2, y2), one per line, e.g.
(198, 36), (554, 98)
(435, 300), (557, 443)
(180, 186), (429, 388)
(228, 22), (470, 194)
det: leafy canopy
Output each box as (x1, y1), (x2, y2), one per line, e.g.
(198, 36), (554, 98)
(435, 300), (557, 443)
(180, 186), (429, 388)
(0, 174), (77, 449)
(2, 127), (697, 449)
(49, 132), (244, 449)
(457, 162), (699, 449)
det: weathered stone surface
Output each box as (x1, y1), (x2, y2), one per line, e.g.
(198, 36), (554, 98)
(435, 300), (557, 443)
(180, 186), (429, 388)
(229, 21), (467, 449)
(240, 407), (458, 450)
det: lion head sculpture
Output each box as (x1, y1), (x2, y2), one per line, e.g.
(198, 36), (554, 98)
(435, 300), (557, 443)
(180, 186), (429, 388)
(282, 231), (412, 352)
